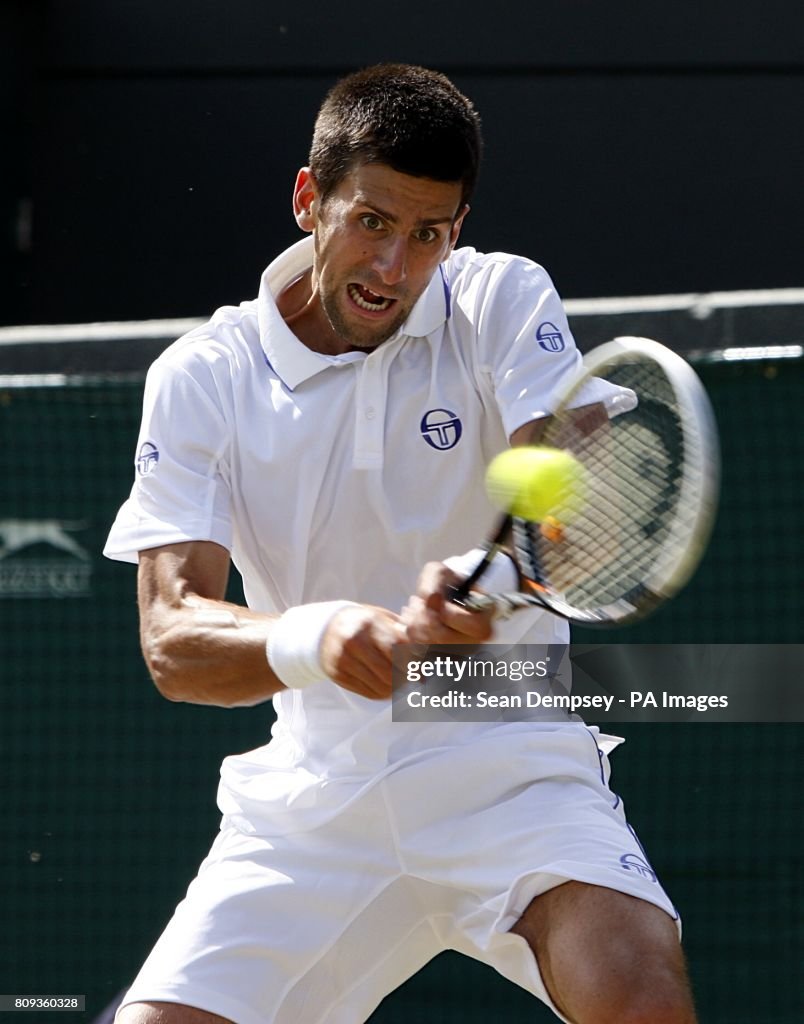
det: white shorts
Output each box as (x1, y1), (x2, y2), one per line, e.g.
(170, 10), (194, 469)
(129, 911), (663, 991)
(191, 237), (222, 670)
(117, 726), (680, 1024)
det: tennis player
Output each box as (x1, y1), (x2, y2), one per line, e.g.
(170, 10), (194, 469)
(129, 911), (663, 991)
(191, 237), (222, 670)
(105, 64), (698, 1024)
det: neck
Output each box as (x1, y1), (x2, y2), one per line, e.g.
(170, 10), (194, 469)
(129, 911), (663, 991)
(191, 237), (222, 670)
(276, 270), (381, 356)
(275, 270), (336, 354)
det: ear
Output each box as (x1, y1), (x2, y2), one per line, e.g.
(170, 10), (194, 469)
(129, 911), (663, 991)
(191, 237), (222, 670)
(293, 167), (320, 232)
(445, 204), (470, 257)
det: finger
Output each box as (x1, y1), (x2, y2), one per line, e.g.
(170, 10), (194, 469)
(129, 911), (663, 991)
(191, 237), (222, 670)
(327, 635), (392, 698)
(405, 577), (496, 643)
(407, 600), (494, 645)
(416, 561), (455, 600)
(439, 602), (495, 642)
(403, 595), (447, 644)
(325, 609), (405, 699)
(331, 659), (391, 699)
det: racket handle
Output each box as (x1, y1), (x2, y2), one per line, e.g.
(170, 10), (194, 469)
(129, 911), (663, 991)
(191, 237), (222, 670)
(449, 553), (495, 603)
(452, 590), (538, 619)
(448, 514), (514, 604)
(452, 589), (494, 611)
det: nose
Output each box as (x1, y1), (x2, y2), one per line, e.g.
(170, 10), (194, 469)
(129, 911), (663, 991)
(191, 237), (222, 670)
(374, 236), (407, 286)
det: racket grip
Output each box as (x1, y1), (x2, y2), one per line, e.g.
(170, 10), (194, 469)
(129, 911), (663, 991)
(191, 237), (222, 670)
(448, 555), (493, 604)
(448, 583), (487, 608)
(448, 549), (519, 605)
(448, 514), (513, 604)
(456, 591), (540, 619)
(447, 580), (473, 606)
(449, 590), (522, 620)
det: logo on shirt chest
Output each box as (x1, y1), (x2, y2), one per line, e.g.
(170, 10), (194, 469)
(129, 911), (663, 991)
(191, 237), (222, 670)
(420, 408), (463, 451)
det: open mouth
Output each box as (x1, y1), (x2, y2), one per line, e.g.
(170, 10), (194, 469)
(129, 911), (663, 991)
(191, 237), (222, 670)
(348, 283), (396, 313)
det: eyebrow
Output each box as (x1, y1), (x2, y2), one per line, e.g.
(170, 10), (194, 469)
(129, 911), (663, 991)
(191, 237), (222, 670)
(359, 199), (456, 228)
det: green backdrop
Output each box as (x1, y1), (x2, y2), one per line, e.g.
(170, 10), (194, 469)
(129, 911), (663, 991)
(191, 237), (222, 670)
(1, 355), (801, 1022)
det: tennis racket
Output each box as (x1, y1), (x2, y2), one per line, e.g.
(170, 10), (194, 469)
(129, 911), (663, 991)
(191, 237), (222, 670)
(450, 336), (719, 626)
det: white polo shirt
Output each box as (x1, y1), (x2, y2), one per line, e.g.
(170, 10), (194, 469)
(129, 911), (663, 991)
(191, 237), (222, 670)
(104, 236), (623, 833)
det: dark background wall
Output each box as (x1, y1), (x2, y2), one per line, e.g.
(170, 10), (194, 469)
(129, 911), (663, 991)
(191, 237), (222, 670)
(2, 0), (804, 327)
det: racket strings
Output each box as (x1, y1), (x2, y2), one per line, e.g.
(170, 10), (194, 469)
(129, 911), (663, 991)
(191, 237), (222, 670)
(530, 358), (692, 611)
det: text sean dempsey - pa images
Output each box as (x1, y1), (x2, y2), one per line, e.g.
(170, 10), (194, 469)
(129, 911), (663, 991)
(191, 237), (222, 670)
(403, 655), (729, 714)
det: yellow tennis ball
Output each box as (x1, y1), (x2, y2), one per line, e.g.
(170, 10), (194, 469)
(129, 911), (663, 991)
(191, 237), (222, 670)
(485, 446), (587, 522)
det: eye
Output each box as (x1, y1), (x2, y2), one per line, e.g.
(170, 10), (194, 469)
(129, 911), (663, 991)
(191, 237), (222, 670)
(360, 214), (384, 231)
(414, 227), (439, 243)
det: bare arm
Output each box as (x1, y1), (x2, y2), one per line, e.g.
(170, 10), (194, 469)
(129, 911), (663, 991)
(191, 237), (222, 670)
(137, 541), (282, 707)
(509, 402), (609, 448)
(137, 540), (407, 707)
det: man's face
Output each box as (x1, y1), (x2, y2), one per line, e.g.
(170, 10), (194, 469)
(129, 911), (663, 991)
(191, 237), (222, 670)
(296, 163), (467, 352)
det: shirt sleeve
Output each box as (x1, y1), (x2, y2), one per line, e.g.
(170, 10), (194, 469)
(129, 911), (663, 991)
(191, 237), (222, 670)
(103, 357), (233, 563)
(465, 254), (630, 437)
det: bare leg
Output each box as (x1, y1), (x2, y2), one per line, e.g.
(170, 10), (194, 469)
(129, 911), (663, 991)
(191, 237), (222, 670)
(116, 1003), (234, 1024)
(511, 881), (697, 1024)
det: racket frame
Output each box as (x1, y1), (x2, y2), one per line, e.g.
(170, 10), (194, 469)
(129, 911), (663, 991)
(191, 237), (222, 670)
(455, 336), (720, 627)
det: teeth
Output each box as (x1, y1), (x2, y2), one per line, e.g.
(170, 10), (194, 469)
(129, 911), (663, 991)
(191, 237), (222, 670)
(349, 284), (392, 312)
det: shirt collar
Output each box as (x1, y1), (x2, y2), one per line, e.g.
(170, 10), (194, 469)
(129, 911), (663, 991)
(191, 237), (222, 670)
(257, 236), (452, 391)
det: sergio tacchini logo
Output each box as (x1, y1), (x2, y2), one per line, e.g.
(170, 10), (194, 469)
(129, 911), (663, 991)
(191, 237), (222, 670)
(420, 408), (463, 451)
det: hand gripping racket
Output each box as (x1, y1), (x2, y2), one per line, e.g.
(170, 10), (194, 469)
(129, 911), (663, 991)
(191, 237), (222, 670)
(450, 337), (720, 627)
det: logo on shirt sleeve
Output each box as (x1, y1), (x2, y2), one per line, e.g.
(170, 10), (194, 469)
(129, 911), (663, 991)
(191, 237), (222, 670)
(536, 321), (566, 352)
(136, 441), (160, 476)
(420, 409), (462, 451)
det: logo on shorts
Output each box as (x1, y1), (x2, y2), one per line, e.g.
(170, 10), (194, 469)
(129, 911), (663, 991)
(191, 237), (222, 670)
(420, 409), (462, 451)
(619, 853), (657, 883)
(536, 322), (565, 353)
(137, 441), (160, 476)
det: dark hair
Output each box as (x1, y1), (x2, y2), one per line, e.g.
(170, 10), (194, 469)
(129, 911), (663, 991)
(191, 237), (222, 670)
(309, 64), (483, 211)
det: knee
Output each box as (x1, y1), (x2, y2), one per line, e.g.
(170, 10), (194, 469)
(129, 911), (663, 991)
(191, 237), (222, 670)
(547, 958), (696, 1024)
(593, 972), (697, 1024)
(614, 1001), (696, 1024)
(116, 1003), (234, 1024)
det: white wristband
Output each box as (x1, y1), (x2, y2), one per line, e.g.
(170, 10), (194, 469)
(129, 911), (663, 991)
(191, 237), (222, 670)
(267, 601), (359, 690)
(443, 547), (519, 594)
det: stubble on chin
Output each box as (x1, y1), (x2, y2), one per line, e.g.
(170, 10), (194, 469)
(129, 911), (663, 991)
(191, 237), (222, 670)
(321, 290), (408, 351)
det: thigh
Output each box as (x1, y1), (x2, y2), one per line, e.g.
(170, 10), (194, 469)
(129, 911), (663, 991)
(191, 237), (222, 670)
(512, 881), (696, 1024)
(117, 1002), (234, 1023)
